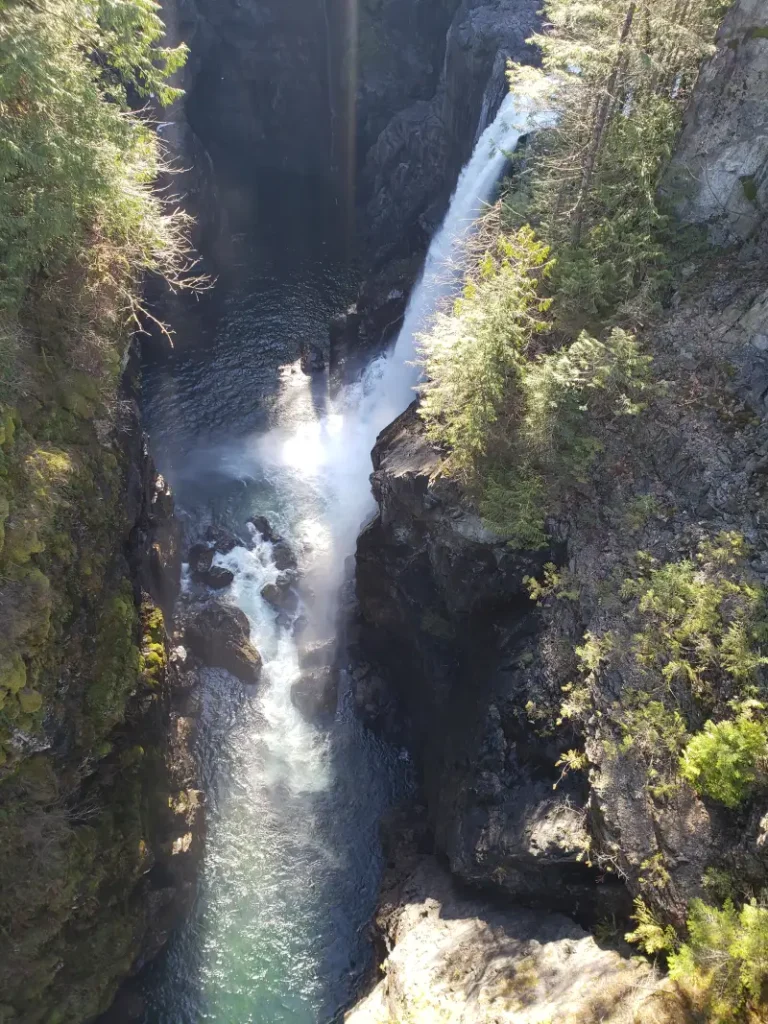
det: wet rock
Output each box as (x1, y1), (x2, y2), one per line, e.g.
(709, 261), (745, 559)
(200, 566), (234, 590)
(292, 614), (309, 636)
(298, 638), (336, 670)
(290, 668), (338, 720)
(188, 544), (214, 575)
(300, 341), (326, 374)
(261, 580), (299, 613)
(184, 603), (262, 683)
(248, 515), (280, 543)
(272, 540), (297, 572)
(204, 524), (240, 554)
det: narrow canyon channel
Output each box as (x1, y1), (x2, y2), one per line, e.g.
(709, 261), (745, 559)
(138, 96), (531, 1024)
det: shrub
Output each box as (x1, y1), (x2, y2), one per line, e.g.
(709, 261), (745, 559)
(669, 899), (768, 1021)
(620, 534), (768, 702)
(680, 706), (768, 809)
(506, 0), (725, 328)
(418, 226), (552, 476)
(0, 0), (193, 318)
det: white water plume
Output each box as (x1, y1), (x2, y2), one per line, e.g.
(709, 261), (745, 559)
(255, 91), (545, 588)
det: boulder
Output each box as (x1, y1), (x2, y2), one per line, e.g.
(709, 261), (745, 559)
(184, 603), (262, 683)
(290, 668), (338, 720)
(204, 524), (241, 554)
(188, 543), (214, 575)
(200, 566), (234, 590)
(272, 540), (297, 572)
(248, 515), (280, 543)
(261, 580), (299, 613)
(298, 638), (336, 670)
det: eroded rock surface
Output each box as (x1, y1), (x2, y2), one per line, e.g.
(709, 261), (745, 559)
(345, 859), (687, 1024)
(184, 603), (263, 683)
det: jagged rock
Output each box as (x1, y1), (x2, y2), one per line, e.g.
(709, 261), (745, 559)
(261, 580), (299, 613)
(665, 0), (768, 243)
(200, 566), (234, 590)
(184, 604), (262, 683)
(272, 541), (297, 572)
(355, 403), (625, 916)
(344, 859), (689, 1024)
(290, 668), (337, 720)
(188, 544), (214, 575)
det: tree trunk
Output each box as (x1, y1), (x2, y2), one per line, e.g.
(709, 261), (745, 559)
(571, 2), (637, 246)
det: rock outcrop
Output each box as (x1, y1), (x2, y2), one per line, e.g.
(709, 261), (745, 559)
(356, 405), (624, 920)
(362, 0), (541, 262)
(184, 602), (263, 683)
(665, 0), (768, 243)
(354, 0), (768, 948)
(345, 858), (688, 1024)
(0, 355), (202, 1023)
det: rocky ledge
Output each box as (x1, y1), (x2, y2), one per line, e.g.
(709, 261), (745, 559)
(346, 856), (687, 1024)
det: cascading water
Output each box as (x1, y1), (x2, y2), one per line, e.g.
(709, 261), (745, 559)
(140, 94), (538, 1024)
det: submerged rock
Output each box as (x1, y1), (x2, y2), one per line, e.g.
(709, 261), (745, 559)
(184, 603), (262, 683)
(202, 566), (234, 590)
(300, 341), (326, 374)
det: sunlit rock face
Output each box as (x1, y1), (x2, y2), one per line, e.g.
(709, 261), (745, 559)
(666, 0), (768, 243)
(345, 859), (689, 1024)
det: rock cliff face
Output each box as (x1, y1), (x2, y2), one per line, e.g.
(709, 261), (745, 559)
(361, 0), (540, 262)
(666, 0), (768, 244)
(353, 0), (768, 960)
(356, 405), (624, 922)
(0, 352), (202, 1024)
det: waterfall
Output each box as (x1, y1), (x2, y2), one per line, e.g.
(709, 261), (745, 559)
(254, 90), (542, 600)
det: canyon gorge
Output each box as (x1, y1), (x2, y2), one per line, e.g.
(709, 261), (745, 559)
(4, 1), (768, 1022)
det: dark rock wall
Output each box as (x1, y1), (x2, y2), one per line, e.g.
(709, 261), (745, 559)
(355, 407), (624, 922)
(361, 0), (541, 263)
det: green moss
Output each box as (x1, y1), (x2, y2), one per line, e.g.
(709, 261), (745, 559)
(0, 654), (27, 696)
(748, 26), (768, 41)
(83, 581), (141, 745)
(741, 174), (759, 203)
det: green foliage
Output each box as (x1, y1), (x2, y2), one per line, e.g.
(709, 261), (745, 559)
(621, 534), (768, 700)
(418, 230), (651, 548)
(525, 562), (580, 603)
(681, 704), (768, 809)
(625, 897), (679, 955)
(0, 0), (191, 314)
(506, 0), (725, 327)
(418, 227), (552, 475)
(669, 899), (768, 1021)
